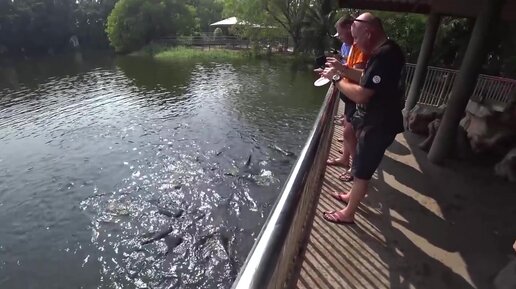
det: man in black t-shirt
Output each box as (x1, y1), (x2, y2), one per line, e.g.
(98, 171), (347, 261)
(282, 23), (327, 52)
(321, 12), (405, 224)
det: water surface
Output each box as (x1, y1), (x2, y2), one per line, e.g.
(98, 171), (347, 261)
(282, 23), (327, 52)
(0, 52), (325, 289)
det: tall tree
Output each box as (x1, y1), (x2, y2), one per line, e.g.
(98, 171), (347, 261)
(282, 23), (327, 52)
(262, 0), (310, 53)
(189, 0), (224, 33)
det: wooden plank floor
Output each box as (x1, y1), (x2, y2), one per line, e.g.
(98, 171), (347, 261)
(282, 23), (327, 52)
(295, 101), (516, 289)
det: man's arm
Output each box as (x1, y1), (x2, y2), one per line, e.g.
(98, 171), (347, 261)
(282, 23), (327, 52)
(334, 79), (374, 104)
(340, 66), (363, 83)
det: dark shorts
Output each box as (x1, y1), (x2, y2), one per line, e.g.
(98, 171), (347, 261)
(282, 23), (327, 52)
(339, 92), (356, 122)
(351, 126), (396, 180)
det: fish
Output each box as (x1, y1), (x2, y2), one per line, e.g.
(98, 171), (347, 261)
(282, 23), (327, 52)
(157, 208), (184, 218)
(244, 153), (252, 167)
(271, 144), (296, 157)
(141, 225), (174, 245)
(164, 235), (183, 254)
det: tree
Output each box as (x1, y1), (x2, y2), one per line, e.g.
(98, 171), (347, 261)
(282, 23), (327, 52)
(189, 0), (224, 32)
(74, 0), (118, 49)
(374, 11), (426, 63)
(302, 1), (344, 55)
(106, 0), (197, 53)
(262, 0), (311, 53)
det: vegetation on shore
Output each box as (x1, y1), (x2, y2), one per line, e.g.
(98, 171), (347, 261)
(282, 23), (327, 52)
(135, 44), (310, 63)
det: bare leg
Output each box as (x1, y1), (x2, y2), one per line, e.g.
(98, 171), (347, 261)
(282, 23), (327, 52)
(328, 120), (351, 167)
(343, 123), (357, 160)
(324, 178), (368, 223)
(340, 120), (351, 164)
(338, 123), (357, 180)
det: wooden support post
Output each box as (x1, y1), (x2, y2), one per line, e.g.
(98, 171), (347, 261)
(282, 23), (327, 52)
(428, 0), (505, 164)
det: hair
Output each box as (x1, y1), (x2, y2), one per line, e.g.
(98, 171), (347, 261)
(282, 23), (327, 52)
(335, 15), (354, 29)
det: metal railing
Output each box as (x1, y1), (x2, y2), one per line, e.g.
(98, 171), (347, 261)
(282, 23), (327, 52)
(417, 66), (458, 107)
(472, 74), (516, 105)
(404, 63), (416, 99)
(231, 86), (339, 289)
(406, 64), (515, 108)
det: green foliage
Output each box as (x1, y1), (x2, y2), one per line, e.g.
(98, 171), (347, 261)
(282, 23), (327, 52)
(106, 0), (197, 53)
(154, 46), (247, 61)
(190, 0), (224, 32)
(301, 1), (343, 55)
(374, 11), (426, 63)
(106, 0), (162, 53)
(222, 0), (307, 53)
(431, 17), (474, 68)
(151, 45), (310, 62)
(0, 0), (117, 54)
(74, 0), (118, 49)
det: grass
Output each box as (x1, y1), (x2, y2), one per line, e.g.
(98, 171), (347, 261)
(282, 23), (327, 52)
(135, 43), (311, 63)
(154, 46), (249, 61)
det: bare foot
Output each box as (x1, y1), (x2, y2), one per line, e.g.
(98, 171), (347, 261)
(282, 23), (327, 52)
(326, 157), (350, 168)
(322, 210), (355, 224)
(329, 192), (350, 204)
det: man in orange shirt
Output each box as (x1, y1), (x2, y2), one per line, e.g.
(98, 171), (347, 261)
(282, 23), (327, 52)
(326, 16), (368, 182)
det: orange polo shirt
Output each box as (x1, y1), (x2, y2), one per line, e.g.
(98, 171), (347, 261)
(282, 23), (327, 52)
(347, 44), (367, 69)
(344, 44), (367, 84)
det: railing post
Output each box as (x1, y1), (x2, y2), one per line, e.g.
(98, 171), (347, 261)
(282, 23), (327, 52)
(404, 13), (441, 113)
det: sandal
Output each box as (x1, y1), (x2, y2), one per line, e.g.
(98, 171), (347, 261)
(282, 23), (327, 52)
(322, 211), (355, 224)
(338, 172), (354, 182)
(329, 192), (349, 204)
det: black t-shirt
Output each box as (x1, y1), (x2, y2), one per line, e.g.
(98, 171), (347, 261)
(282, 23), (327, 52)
(355, 39), (405, 133)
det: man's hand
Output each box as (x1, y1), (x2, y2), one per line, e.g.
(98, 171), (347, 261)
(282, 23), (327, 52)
(326, 57), (346, 72)
(321, 67), (339, 79)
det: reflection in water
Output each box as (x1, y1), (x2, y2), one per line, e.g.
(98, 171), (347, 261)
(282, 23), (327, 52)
(0, 54), (325, 289)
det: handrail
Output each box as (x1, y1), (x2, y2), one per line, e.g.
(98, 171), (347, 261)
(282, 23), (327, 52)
(231, 85), (339, 289)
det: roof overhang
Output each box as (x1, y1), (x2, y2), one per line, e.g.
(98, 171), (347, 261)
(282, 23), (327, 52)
(338, 0), (516, 21)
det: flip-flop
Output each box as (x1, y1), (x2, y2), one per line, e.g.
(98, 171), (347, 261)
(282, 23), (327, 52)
(326, 158), (349, 167)
(329, 192), (349, 204)
(338, 172), (354, 182)
(322, 211), (355, 225)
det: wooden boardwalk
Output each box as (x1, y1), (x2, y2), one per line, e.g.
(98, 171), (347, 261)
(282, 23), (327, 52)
(294, 102), (516, 289)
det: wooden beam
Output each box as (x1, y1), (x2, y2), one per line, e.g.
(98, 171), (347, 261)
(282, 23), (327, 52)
(338, 0), (431, 14)
(338, 0), (516, 20)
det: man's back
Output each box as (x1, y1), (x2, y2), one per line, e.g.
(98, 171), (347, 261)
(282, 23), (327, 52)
(357, 39), (405, 133)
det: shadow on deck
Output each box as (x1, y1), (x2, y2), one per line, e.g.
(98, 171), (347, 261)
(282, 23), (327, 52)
(295, 102), (516, 289)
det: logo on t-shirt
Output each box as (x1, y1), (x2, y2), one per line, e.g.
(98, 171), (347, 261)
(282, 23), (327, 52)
(373, 75), (381, 84)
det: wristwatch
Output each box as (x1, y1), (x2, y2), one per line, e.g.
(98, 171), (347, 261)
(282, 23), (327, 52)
(332, 74), (342, 82)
